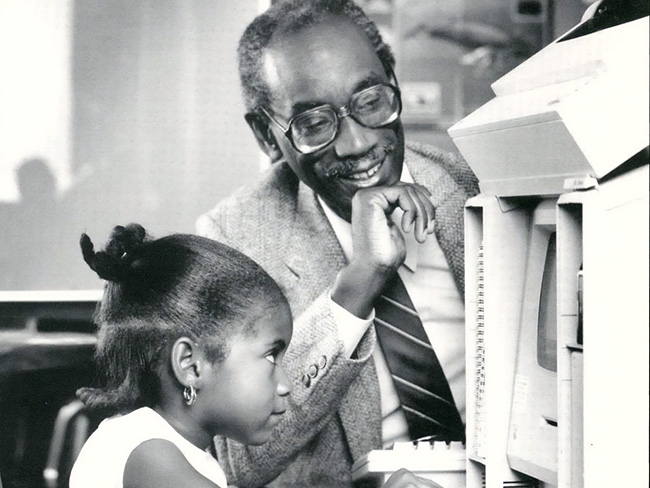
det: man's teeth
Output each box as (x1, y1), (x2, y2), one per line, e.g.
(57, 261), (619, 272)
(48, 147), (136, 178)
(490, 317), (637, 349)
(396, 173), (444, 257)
(346, 162), (381, 180)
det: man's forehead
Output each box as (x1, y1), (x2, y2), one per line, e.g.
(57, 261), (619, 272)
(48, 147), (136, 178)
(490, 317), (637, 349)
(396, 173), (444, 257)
(261, 18), (386, 110)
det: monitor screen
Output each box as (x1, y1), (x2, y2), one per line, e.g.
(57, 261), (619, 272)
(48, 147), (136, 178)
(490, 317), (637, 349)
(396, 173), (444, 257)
(537, 232), (557, 372)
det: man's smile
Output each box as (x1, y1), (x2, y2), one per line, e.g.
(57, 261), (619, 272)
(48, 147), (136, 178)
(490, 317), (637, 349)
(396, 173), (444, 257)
(343, 159), (383, 181)
(322, 143), (395, 188)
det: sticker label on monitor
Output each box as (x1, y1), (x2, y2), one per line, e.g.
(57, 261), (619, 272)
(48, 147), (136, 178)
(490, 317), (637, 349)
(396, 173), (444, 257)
(512, 375), (529, 414)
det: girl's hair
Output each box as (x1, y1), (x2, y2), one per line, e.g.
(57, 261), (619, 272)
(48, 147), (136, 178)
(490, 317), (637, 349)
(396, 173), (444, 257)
(78, 223), (287, 415)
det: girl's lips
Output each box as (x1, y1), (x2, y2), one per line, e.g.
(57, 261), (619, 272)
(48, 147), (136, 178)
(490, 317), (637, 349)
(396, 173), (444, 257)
(265, 410), (285, 429)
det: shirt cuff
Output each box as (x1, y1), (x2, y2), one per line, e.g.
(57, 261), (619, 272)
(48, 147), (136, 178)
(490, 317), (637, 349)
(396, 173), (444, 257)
(329, 293), (375, 358)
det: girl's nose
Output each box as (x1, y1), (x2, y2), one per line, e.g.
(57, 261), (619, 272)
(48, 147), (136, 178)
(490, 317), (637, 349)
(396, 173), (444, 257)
(276, 365), (291, 397)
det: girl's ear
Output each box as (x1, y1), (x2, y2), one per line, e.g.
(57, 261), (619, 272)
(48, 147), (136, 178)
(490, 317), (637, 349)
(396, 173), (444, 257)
(170, 337), (202, 386)
(244, 111), (283, 163)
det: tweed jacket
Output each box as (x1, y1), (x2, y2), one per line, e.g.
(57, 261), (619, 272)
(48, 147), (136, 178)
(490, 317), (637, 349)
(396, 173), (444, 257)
(196, 141), (479, 488)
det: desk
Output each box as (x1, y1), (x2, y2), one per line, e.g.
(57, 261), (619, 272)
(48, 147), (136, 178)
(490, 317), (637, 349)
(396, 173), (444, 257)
(0, 331), (96, 375)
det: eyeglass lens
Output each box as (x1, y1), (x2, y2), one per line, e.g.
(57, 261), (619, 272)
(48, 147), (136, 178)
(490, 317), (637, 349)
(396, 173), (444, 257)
(291, 84), (399, 153)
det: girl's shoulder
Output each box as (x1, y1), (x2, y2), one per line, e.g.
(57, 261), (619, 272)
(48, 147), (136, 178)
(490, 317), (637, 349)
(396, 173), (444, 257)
(70, 408), (161, 487)
(71, 408), (225, 488)
(120, 409), (228, 488)
(123, 438), (222, 488)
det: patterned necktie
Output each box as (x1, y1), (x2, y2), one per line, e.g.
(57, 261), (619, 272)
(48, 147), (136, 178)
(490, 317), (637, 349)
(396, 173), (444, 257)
(374, 272), (465, 441)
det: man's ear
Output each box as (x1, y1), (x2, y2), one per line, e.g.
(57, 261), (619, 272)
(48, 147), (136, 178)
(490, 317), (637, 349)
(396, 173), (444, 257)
(245, 112), (283, 163)
(170, 337), (202, 387)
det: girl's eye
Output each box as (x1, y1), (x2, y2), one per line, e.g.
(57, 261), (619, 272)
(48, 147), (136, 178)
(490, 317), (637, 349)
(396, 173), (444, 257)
(265, 353), (278, 365)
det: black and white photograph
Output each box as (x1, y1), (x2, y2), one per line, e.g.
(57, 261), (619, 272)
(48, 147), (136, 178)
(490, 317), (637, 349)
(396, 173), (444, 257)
(1, 1), (648, 487)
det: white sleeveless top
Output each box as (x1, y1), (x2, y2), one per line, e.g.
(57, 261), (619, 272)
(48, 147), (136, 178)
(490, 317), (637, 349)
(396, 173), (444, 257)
(70, 407), (227, 488)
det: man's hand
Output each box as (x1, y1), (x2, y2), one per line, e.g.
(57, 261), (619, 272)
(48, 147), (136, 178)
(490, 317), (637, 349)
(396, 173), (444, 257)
(331, 183), (435, 318)
(350, 183), (435, 268)
(382, 468), (444, 488)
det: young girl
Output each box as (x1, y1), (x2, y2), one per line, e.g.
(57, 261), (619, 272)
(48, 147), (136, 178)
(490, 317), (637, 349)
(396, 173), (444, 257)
(69, 223), (293, 488)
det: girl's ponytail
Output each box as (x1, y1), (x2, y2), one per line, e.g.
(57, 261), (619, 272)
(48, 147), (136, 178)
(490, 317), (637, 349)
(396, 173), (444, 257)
(80, 223), (147, 282)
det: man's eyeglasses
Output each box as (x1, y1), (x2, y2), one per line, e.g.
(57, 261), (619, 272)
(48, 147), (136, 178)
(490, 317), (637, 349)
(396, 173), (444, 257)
(258, 83), (402, 155)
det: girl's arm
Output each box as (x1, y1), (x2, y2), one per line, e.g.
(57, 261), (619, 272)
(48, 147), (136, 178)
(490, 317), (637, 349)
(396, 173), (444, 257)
(123, 439), (222, 488)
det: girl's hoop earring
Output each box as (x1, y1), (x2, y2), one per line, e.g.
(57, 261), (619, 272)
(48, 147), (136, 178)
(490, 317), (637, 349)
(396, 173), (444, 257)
(183, 383), (197, 406)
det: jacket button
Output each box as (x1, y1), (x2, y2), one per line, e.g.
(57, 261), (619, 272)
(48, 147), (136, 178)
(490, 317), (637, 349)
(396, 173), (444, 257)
(318, 355), (327, 369)
(308, 364), (318, 378)
(301, 373), (311, 388)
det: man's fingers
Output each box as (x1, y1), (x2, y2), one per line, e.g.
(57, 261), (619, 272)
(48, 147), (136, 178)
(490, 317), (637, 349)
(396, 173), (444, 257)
(392, 185), (435, 243)
(414, 184), (436, 235)
(407, 185), (435, 242)
(351, 183), (436, 251)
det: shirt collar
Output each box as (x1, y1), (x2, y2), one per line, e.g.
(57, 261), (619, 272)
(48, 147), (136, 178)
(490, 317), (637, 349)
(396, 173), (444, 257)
(318, 164), (420, 272)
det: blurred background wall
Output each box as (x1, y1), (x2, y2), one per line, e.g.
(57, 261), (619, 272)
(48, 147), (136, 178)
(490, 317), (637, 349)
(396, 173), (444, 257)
(0, 0), (267, 291)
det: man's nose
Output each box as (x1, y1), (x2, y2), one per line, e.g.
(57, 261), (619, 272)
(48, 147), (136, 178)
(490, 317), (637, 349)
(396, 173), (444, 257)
(332, 115), (378, 158)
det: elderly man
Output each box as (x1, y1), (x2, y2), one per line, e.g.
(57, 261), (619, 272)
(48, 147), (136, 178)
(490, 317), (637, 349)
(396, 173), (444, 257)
(197, 1), (479, 486)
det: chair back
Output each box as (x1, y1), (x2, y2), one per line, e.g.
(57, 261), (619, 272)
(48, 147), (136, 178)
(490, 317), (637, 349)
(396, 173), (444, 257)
(43, 400), (104, 488)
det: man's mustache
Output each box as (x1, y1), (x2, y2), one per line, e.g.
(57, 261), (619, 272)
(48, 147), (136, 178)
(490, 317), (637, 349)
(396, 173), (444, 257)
(323, 144), (395, 178)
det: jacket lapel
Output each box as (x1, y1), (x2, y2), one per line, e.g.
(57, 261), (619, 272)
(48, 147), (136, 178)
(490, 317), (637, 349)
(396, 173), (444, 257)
(282, 181), (346, 304)
(406, 147), (468, 296)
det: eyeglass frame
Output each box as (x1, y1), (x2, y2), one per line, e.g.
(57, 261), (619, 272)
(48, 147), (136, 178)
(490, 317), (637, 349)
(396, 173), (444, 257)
(253, 81), (403, 155)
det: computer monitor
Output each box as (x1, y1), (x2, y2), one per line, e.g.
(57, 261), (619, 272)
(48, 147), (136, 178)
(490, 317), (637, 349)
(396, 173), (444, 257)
(507, 199), (558, 485)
